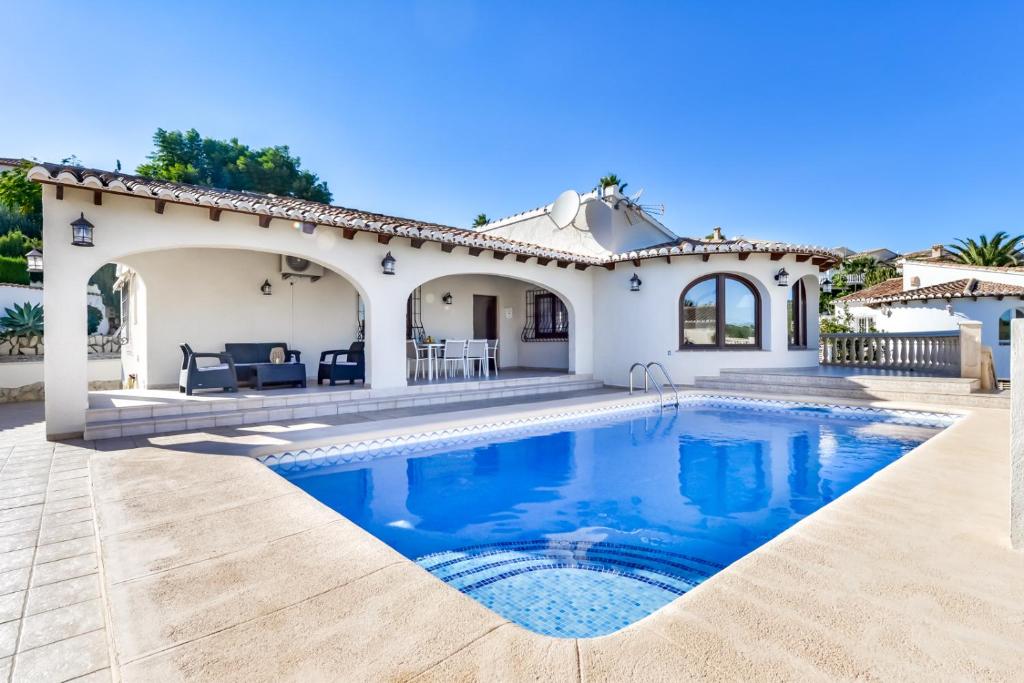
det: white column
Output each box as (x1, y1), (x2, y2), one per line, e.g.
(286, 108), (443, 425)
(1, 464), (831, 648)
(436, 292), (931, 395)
(362, 288), (408, 390)
(1010, 319), (1024, 550)
(42, 245), (90, 439)
(959, 320), (982, 379)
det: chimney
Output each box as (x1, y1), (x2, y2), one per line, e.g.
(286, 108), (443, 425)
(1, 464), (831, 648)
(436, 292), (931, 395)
(711, 226), (724, 242)
(931, 244), (945, 259)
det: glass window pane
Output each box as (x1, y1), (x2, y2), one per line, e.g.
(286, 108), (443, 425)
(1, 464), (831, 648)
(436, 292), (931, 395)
(724, 277), (757, 345)
(682, 279), (717, 346)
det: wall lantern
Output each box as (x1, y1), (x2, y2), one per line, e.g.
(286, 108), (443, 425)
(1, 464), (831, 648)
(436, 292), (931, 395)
(441, 292), (453, 305)
(629, 273), (642, 292)
(774, 267), (789, 287)
(293, 221), (316, 235)
(381, 251), (396, 275)
(25, 249), (43, 273)
(820, 277), (832, 293)
(261, 279), (272, 296)
(70, 212), (95, 247)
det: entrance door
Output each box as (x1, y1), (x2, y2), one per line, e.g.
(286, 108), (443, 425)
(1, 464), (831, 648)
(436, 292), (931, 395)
(473, 295), (497, 339)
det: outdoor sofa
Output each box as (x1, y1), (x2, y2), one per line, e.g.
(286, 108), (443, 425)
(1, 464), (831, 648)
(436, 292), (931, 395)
(223, 342), (306, 390)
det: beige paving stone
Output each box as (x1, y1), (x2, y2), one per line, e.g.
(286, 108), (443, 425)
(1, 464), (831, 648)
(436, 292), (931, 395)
(578, 625), (730, 683)
(108, 518), (403, 659)
(36, 520), (92, 546)
(30, 553), (97, 588)
(120, 562), (505, 680)
(411, 623), (578, 682)
(0, 547), (34, 573)
(0, 516), (41, 537)
(69, 667), (111, 682)
(40, 507), (93, 529)
(95, 469), (291, 536)
(90, 448), (262, 502)
(41, 496), (90, 515)
(0, 567), (30, 597)
(0, 656), (10, 681)
(11, 628), (108, 682)
(19, 598), (105, 651)
(0, 532), (37, 554)
(25, 574), (100, 616)
(0, 590), (24, 623)
(0, 618), (18, 658)
(0, 505), (42, 524)
(0, 495), (44, 512)
(100, 491), (338, 584)
(34, 536), (95, 565)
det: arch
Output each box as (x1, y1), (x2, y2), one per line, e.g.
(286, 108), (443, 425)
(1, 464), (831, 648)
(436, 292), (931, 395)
(998, 307), (1024, 345)
(679, 273), (762, 350)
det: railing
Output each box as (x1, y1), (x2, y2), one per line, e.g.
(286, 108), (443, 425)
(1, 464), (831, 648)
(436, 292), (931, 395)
(629, 362), (680, 407)
(820, 331), (960, 375)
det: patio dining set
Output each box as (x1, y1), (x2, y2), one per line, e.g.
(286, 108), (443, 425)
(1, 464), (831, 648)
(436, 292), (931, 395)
(178, 341), (365, 395)
(407, 339), (499, 381)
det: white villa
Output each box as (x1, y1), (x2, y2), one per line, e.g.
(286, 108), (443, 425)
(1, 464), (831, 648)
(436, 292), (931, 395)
(25, 161), (842, 439)
(839, 250), (1024, 379)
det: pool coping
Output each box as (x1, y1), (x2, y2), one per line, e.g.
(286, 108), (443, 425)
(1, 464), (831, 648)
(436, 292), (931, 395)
(89, 390), (1024, 680)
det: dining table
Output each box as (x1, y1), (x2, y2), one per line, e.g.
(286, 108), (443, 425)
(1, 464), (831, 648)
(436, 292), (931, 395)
(421, 342), (444, 381)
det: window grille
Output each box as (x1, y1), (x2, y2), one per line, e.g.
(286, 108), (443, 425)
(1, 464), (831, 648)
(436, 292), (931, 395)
(522, 289), (568, 342)
(356, 295), (366, 341)
(407, 287), (425, 341)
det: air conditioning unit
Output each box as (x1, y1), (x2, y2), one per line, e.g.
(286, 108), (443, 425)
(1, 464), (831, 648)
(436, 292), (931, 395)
(280, 255), (324, 282)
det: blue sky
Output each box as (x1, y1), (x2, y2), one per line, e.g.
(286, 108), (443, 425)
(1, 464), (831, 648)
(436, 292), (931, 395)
(2, 1), (1021, 251)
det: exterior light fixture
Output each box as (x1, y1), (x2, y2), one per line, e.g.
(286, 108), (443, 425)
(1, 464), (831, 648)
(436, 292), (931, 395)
(25, 249), (43, 273)
(70, 212), (95, 247)
(820, 277), (832, 293)
(774, 267), (789, 287)
(442, 292), (453, 305)
(261, 279), (272, 296)
(381, 251), (396, 275)
(629, 273), (642, 292)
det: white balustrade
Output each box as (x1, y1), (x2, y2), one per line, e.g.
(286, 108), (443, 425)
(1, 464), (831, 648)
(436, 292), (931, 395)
(820, 331), (960, 375)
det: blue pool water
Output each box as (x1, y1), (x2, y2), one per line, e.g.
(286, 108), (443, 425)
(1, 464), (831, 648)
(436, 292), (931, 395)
(269, 400), (948, 637)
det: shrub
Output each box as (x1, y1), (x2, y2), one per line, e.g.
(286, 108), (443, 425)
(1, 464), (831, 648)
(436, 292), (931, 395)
(0, 302), (43, 339)
(0, 230), (41, 259)
(87, 305), (103, 335)
(0, 255), (29, 285)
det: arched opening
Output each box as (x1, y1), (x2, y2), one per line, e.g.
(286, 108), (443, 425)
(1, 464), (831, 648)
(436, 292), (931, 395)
(679, 273), (761, 350)
(998, 307), (1024, 345)
(404, 273), (573, 384)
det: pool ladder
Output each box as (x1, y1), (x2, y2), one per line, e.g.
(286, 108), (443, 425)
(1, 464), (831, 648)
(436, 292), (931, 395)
(629, 362), (680, 408)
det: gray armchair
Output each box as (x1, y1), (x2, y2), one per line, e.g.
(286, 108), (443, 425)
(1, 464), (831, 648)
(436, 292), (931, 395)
(179, 343), (238, 396)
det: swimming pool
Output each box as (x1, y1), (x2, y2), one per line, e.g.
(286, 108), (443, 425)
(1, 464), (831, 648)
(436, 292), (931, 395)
(268, 398), (952, 638)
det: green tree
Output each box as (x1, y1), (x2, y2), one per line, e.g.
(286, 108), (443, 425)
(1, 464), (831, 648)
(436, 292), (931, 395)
(473, 213), (489, 227)
(0, 162), (42, 217)
(946, 231), (1024, 267)
(0, 230), (41, 259)
(598, 173), (628, 193)
(136, 128), (332, 203)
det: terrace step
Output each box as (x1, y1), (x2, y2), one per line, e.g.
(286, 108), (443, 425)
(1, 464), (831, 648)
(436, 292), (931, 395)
(708, 370), (980, 395)
(84, 375), (606, 440)
(692, 378), (1010, 409)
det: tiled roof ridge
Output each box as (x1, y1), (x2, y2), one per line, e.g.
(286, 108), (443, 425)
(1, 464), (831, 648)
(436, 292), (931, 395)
(27, 161), (845, 267)
(839, 277), (1024, 305)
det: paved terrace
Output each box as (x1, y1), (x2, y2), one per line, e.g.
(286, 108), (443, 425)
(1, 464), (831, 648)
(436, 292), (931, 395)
(0, 391), (1022, 680)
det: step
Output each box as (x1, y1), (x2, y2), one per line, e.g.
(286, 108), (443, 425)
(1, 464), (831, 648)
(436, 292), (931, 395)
(84, 376), (606, 440)
(692, 379), (1010, 409)
(708, 370), (979, 395)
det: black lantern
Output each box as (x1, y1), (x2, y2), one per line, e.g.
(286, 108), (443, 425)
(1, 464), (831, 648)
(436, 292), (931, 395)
(381, 251), (396, 275)
(261, 279), (272, 296)
(25, 249), (43, 273)
(774, 267), (789, 287)
(820, 277), (832, 293)
(70, 212), (94, 247)
(629, 273), (642, 292)
(442, 292), (453, 305)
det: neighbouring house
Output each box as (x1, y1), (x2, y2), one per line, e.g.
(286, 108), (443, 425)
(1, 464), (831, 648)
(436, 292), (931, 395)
(838, 250), (1024, 379)
(0, 157), (24, 172)
(27, 162), (841, 438)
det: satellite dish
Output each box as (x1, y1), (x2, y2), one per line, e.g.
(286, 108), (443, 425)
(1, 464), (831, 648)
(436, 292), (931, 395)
(549, 190), (581, 229)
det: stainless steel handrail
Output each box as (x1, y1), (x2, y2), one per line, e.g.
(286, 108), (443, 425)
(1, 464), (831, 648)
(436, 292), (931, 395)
(629, 362), (664, 405)
(645, 361), (680, 406)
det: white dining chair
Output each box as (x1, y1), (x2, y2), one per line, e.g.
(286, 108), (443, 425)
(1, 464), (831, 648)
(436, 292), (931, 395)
(406, 339), (429, 380)
(442, 339), (467, 379)
(487, 339), (499, 376)
(466, 339), (488, 378)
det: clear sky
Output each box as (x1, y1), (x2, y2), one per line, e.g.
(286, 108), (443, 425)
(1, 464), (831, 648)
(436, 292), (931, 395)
(1, 1), (1020, 252)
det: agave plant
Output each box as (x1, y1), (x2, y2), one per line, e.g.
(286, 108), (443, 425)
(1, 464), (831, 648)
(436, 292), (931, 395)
(946, 232), (1024, 267)
(598, 173), (628, 193)
(473, 213), (489, 227)
(0, 302), (43, 339)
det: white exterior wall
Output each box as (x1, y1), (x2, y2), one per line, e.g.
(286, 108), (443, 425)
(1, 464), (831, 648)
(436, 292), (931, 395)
(592, 256), (821, 386)
(415, 274), (568, 370)
(0, 284), (107, 334)
(904, 260), (1024, 289)
(41, 186), (594, 437)
(119, 249), (360, 388)
(846, 297), (1022, 378)
(0, 357), (120, 389)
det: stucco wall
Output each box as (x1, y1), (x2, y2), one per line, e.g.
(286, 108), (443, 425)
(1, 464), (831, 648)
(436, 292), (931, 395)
(905, 261), (1024, 289)
(592, 257), (822, 386)
(119, 249), (361, 387)
(415, 274), (568, 370)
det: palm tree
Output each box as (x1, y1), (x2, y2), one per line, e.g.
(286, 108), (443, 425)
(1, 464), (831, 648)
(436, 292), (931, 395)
(473, 213), (489, 227)
(598, 174), (628, 193)
(946, 232), (1024, 267)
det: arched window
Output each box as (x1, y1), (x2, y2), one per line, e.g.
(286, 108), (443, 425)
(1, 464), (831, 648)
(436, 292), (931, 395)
(679, 274), (760, 349)
(998, 308), (1024, 345)
(788, 280), (807, 348)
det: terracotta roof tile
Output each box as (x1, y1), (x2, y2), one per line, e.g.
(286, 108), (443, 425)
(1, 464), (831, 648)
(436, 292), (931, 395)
(839, 277), (1024, 304)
